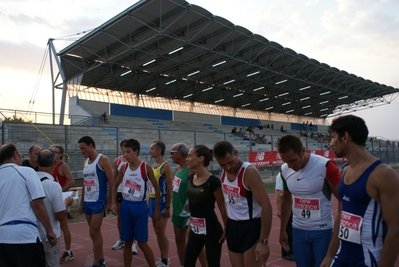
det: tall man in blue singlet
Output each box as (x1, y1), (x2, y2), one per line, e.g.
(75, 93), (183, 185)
(320, 115), (399, 266)
(213, 141), (273, 267)
(78, 136), (114, 267)
(148, 140), (173, 267)
(277, 135), (342, 267)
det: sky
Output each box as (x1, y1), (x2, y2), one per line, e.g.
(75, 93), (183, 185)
(0, 0), (398, 139)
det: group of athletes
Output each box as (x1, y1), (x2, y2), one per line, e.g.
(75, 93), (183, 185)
(1, 114), (398, 267)
(78, 114), (399, 267)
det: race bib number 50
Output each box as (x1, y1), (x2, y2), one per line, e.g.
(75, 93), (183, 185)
(339, 211), (363, 244)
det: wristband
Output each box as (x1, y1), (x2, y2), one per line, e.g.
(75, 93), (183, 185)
(165, 206), (170, 209)
(258, 238), (268, 245)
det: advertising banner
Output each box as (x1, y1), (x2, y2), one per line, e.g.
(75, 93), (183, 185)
(248, 150), (346, 167)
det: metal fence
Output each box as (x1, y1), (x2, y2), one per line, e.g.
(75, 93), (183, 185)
(1, 121), (398, 180)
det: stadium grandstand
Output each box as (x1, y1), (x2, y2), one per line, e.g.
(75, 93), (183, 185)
(1, 0), (398, 180)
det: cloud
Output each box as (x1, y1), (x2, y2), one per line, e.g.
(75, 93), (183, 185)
(0, 40), (46, 72)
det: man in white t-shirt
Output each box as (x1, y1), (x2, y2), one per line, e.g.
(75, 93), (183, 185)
(0, 143), (57, 267)
(37, 149), (66, 267)
(277, 135), (341, 267)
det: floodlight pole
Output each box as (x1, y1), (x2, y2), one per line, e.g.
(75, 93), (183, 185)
(48, 38), (67, 125)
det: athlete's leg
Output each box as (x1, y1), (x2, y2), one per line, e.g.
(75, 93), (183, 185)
(154, 215), (169, 260)
(204, 235), (222, 267)
(292, 228), (314, 267)
(184, 232), (206, 267)
(311, 229), (332, 267)
(173, 224), (188, 266)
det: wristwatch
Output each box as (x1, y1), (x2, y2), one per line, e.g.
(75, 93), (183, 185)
(258, 238), (268, 245)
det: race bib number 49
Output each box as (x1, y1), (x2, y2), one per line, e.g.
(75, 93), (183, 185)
(339, 211), (363, 244)
(293, 197), (321, 220)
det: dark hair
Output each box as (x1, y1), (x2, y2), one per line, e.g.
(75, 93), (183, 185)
(175, 143), (188, 157)
(192, 145), (213, 167)
(277, 135), (303, 155)
(152, 140), (166, 156)
(119, 139), (127, 148)
(329, 115), (368, 146)
(37, 149), (56, 167)
(123, 139), (141, 155)
(78, 136), (96, 149)
(213, 141), (235, 159)
(50, 144), (64, 160)
(0, 143), (18, 164)
(29, 145), (40, 153)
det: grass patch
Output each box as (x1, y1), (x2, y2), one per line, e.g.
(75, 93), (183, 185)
(263, 182), (276, 194)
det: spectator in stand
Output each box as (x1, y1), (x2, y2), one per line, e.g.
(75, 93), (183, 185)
(309, 122), (313, 131)
(271, 124), (274, 131)
(257, 121), (264, 130)
(260, 135), (267, 144)
(246, 124), (255, 135)
(231, 127), (237, 134)
(280, 125), (287, 134)
(22, 144), (41, 171)
(100, 112), (108, 123)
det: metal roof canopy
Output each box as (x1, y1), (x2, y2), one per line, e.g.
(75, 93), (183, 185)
(58, 0), (398, 119)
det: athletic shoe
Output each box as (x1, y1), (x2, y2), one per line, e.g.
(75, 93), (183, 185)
(132, 241), (138, 255)
(155, 258), (170, 267)
(112, 238), (124, 250)
(282, 254), (295, 261)
(60, 251), (74, 264)
(99, 259), (106, 267)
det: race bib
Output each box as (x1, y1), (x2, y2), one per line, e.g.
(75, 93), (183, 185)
(339, 211), (363, 244)
(173, 177), (181, 193)
(293, 197), (321, 220)
(123, 180), (141, 198)
(190, 217), (206, 235)
(149, 182), (155, 195)
(222, 184), (242, 206)
(84, 179), (95, 192)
